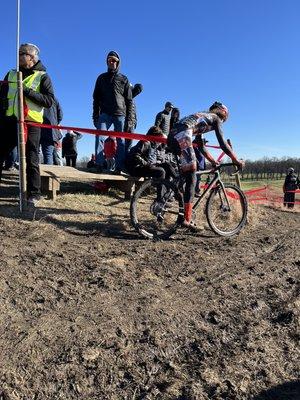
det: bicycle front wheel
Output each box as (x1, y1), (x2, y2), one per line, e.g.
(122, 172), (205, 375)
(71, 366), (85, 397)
(205, 183), (248, 236)
(130, 179), (183, 240)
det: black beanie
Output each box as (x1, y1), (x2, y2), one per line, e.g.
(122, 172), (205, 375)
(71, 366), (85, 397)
(132, 83), (143, 98)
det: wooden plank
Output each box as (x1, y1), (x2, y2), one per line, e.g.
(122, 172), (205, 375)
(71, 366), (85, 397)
(39, 165), (143, 182)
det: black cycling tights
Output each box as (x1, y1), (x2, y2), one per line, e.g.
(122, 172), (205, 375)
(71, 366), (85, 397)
(182, 170), (196, 203)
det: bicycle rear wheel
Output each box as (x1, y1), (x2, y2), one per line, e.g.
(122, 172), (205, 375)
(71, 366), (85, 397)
(205, 183), (248, 236)
(130, 179), (183, 240)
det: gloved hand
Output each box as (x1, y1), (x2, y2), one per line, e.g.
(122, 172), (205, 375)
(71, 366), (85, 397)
(125, 120), (134, 133)
(235, 159), (245, 170)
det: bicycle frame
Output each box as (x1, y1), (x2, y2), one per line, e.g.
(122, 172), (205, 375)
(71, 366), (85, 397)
(193, 169), (223, 210)
(175, 162), (238, 212)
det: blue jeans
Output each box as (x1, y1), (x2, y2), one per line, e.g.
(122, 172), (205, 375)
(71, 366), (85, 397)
(95, 113), (125, 171)
(4, 146), (18, 169)
(41, 143), (55, 165)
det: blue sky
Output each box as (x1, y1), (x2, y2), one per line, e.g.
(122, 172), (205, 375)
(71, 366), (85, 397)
(0, 0), (299, 161)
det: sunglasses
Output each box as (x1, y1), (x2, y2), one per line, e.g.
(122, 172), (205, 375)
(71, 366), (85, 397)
(108, 58), (118, 62)
(19, 52), (32, 57)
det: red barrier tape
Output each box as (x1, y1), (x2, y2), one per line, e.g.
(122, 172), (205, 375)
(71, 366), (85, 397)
(25, 121), (222, 149)
(244, 186), (267, 195)
(244, 185), (300, 205)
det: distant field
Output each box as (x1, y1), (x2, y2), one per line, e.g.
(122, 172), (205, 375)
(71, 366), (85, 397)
(240, 179), (284, 191)
(223, 177), (284, 191)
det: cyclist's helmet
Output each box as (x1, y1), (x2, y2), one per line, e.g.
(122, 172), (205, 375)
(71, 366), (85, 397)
(288, 167), (294, 174)
(209, 101), (229, 122)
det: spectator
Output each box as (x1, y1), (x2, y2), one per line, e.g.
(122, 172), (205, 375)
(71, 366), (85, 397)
(125, 126), (176, 183)
(283, 167), (300, 209)
(104, 137), (117, 172)
(170, 107), (180, 131)
(92, 51), (133, 173)
(124, 83), (143, 156)
(87, 154), (96, 169)
(62, 130), (82, 167)
(0, 43), (54, 205)
(40, 97), (63, 164)
(154, 101), (174, 136)
(53, 137), (63, 166)
(4, 147), (18, 171)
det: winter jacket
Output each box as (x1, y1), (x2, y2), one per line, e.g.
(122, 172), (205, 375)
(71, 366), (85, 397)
(170, 108), (180, 131)
(125, 140), (158, 169)
(92, 51), (133, 128)
(124, 83), (143, 132)
(41, 97), (63, 143)
(154, 109), (172, 136)
(0, 60), (54, 120)
(62, 131), (82, 157)
(283, 173), (300, 192)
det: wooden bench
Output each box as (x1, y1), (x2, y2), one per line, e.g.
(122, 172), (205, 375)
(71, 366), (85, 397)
(39, 165), (143, 200)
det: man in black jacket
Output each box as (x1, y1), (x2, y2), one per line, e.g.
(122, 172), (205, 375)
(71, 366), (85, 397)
(283, 167), (300, 208)
(92, 51), (133, 173)
(62, 130), (82, 168)
(40, 97), (63, 165)
(124, 83), (143, 156)
(0, 43), (54, 205)
(155, 101), (174, 136)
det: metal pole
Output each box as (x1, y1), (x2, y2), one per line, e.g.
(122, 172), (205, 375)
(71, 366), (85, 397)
(227, 139), (241, 188)
(16, 0), (20, 70)
(16, 0), (27, 211)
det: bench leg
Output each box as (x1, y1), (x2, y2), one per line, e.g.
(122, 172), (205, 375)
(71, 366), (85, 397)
(41, 176), (60, 200)
(124, 181), (135, 200)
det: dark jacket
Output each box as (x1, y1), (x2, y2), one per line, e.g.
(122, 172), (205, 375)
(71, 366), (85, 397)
(62, 131), (82, 157)
(125, 140), (157, 170)
(170, 108), (180, 131)
(0, 60), (54, 120)
(124, 83), (143, 132)
(92, 51), (133, 127)
(283, 172), (300, 192)
(41, 97), (63, 144)
(155, 109), (172, 136)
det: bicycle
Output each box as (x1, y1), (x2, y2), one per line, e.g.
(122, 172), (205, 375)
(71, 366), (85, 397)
(130, 161), (248, 240)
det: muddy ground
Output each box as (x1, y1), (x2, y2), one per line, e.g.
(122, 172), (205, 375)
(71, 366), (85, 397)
(0, 173), (299, 400)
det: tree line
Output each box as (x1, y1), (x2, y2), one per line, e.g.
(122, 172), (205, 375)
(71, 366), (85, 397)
(241, 157), (300, 180)
(77, 155), (300, 181)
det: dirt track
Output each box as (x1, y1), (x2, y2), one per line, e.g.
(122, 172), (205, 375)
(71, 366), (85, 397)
(0, 174), (299, 399)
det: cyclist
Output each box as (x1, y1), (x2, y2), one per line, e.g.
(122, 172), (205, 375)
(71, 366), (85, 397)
(168, 101), (244, 230)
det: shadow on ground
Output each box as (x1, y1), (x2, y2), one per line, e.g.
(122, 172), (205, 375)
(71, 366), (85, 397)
(252, 380), (300, 400)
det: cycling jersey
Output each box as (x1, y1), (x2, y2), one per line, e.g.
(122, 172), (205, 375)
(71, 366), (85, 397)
(169, 111), (236, 172)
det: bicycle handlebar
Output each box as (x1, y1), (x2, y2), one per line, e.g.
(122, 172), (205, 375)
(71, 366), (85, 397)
(198, 162), (242, 176)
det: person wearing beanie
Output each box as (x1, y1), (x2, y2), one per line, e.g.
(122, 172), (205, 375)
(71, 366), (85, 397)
(62, 130), (82, 168)
(125, 126), (176, 195)
(283, 167), (300, 208)
(92, 50), (133, 174)
(154, 101), (174, 136)
(0, 43), (55, 206)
